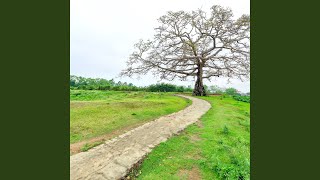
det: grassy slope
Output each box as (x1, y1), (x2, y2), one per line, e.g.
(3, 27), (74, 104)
(133, 96), (250, 180)
(70, 90), (191, 144)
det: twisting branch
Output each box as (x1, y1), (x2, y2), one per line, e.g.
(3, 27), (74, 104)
(120, 5), (250, 96)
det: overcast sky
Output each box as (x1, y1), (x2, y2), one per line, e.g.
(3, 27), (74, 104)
(70, 0), (250, 93)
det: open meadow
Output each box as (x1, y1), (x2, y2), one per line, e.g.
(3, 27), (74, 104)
(70, 90), (191, 152)
(69, 88), (250, 179)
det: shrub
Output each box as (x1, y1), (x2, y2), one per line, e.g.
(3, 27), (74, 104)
(233, 95), (250, 103)
(225, 88), (240, 96)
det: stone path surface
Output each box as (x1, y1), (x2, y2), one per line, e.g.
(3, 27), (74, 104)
(70, 95), (211, 180)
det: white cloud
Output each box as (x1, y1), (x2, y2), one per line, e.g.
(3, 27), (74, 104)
(71, 0), (250, 93)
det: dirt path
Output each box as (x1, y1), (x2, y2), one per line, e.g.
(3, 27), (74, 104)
(70, 95), (211, 180)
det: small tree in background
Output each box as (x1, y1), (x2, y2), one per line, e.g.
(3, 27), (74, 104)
(208, 85), (224, 94)
(225, 87), (240, 96)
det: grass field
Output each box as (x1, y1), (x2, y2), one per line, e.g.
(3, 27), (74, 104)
(70, 90), (191, 144)
(130, 96), (250, 180)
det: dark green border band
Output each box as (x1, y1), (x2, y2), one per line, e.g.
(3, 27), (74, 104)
(1, 0), (70, 179)
(251, 0), (320, 179)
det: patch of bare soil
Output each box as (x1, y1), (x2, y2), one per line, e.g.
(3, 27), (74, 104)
(177, 167), (202, 180)
(185, 151), (203, 160)
(70, 122), (150, 155)
(189, 134), (201, 143)
(195, 120), (204, 128)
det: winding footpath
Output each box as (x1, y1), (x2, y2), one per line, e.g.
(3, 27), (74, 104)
(70, 95), (211, 180)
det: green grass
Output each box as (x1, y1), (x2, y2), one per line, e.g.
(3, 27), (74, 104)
(132, 96), (250, 180)
(70, 90), (191, 144)
(80, 141), (104, 152)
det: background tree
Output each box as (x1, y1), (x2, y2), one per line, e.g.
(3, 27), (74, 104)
(208, 85), (224, 94)
(120, 5), (250, 96)
(225, 87), (240, 96)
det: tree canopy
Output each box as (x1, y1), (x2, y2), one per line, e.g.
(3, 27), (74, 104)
(121, 5), (250, 96)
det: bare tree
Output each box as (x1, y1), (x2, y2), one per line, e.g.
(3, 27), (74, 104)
(120, 5), (250, 96)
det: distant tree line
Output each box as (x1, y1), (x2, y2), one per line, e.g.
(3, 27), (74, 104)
(70, 75), (140, 91)
(70, 76), (249, 102)
(207, 85), (250, 103)
(70, 75), (193, 92)
(207, 85), (250, 96)
(147, 83), (193, 92)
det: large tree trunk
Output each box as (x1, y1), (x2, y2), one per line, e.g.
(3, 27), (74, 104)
(193, 65), (206, 96)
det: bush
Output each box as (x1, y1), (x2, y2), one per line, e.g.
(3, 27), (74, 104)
(146, 83), (192, 92)
(225, 88), (240, 96)
(208, 85), (224, 94)
(147, 83), (176, 92)
(233, 95), (250, 103)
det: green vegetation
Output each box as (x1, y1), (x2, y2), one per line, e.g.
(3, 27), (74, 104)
(147, 83), (193, 92)
(70, 75), (141, 91)
(131, 96), (250, 180)
(70, 90), (191, 144)
(232, 95), (250, 103)
(80, 141), (104, 152)
(207, 85), (225, 94)
(207, 86), (250, 103)
(70, 75), (193, 92)
(224, 88), (239, 96)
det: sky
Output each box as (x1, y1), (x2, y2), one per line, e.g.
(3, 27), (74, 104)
(70, 0), (250, 93)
